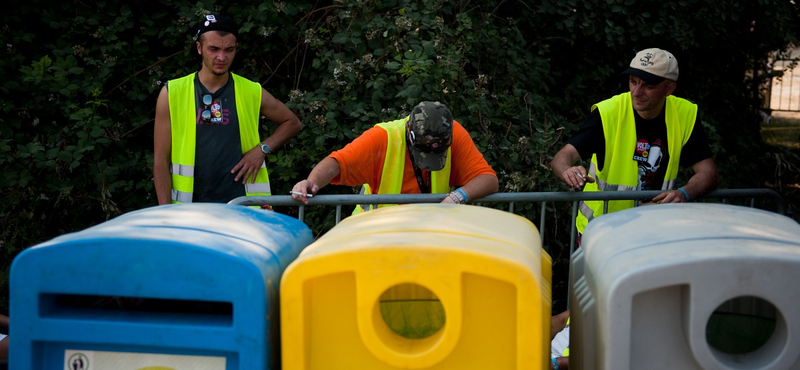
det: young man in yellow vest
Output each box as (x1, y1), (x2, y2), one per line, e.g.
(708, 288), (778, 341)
(290, 101), (498, 209)
(154, 14), (301, 204)
(551, 48), (719, 238)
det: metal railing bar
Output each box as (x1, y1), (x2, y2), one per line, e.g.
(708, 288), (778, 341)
(230, 189), (788, 232)
(235, 189), (787, 254)
(231, 189), (787, 214)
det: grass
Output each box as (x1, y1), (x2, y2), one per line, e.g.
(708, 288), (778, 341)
(762, 112), (800, 149)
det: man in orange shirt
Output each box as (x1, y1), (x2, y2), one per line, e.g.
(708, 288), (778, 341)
(291, 101), (498, 209)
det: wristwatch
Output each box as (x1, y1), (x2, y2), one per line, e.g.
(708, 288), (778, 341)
(259, 143), (271, 155)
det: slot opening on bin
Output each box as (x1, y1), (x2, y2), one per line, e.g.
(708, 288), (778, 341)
(706, 295), (785, 368)
(370, 282), (448, 358)
(40, 293), (234, 327)
(379, 283), (445, 339)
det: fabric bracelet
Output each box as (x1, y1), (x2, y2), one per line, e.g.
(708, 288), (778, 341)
(678, 187), (690, 201)
(455, 187), (469, 203)
(449, 191), (465, 204)
(552, 357), (560, 370)
(447, 192), (461, 204)
(454, 191), (465, 203)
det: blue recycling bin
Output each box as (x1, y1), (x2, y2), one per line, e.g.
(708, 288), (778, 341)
(10, 203), (313, 370)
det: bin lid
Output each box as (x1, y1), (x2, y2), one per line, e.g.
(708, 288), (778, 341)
(582, 203), (800, 284)
(27, 203), (313, 271)
(301, 203), (541, 258)
(584, 203), (800, 253)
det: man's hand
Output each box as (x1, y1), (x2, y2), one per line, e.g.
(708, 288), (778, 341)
(291, 179), (319, 205)
(551, 144), (594, 189)
(559, 166), (594, 189)
(651, 189), (688, 204)
(552, 356), (569, 370)
(232, 146), (267, 183)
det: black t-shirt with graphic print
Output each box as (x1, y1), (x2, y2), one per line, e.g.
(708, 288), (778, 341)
(164, 74), (248, 203)
(567, 101), (713, 191)
(192, 74), (248, 202)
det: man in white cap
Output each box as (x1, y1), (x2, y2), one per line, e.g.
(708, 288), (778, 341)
(550, 48), (719, 238)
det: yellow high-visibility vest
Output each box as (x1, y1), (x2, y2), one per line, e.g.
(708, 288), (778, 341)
(576, 92), (697, 233)
(353, 117), (451, 214)
(167, 72), (271, 203)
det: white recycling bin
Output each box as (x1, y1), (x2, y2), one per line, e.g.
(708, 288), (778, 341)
(570, 203), (800, 370)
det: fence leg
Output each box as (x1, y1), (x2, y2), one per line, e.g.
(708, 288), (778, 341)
(570, 201), (578, 256)
(540, 202), (547, 246)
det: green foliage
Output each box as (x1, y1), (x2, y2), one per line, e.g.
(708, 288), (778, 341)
(1, 0), (799, 313)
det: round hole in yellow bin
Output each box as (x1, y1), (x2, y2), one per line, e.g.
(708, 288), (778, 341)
(379, 283), (445, 339)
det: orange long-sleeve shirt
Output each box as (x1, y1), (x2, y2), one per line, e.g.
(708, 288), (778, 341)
(328, 120), (496, 193)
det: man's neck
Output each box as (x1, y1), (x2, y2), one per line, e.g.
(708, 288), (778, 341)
(197, 68), (230, 94)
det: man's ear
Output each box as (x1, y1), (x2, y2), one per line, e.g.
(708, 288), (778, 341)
(196, 41), (202, 55)
(666, 81), (677, 96)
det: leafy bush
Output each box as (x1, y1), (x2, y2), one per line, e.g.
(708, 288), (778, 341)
(1, 0), (798, 312)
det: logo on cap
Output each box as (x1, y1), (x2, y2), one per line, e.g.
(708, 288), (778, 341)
(639, 52), (656, 67)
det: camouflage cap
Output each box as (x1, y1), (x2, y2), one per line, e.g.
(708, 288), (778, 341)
(407, 101), (453, 171)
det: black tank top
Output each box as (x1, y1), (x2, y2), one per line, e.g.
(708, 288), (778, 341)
(192, 74), (247, 203)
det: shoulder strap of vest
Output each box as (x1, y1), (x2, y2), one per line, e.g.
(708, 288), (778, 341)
(231, 73), (263, 152)
(375, 118), (408, 195)
(168, 73), (198, 166)
(665, 95), (698, 147)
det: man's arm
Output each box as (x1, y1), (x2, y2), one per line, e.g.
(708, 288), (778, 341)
(257, 87), (303, 151)
(551, 144), (591, 188)
(153, 86), (173, 205)
(652, 157), (719, 203)
(232, 88), (303, 183)
(443, 174), (498, 204)
(291, 157), (341, 205)
(442, 122), (498, 203)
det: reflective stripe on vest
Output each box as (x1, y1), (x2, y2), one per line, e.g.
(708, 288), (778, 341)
(167, 72), (271, 203)
(562, 317), (570, 357)
(353, 117), (451, 214)
(576, 92), (697, 233)
(244, 162), (272, 194)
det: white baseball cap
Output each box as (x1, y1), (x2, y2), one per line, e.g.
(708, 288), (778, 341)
(622, 48), (679, 84)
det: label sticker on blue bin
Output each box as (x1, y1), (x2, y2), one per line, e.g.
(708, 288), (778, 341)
(64, 349), (225, 370)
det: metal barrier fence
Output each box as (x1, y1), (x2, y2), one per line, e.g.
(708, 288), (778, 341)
(230, 188), (788, 254)
(769, 58), (800, 112)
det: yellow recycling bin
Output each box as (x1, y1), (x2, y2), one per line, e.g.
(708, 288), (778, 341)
(281, 204), (551, 370)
